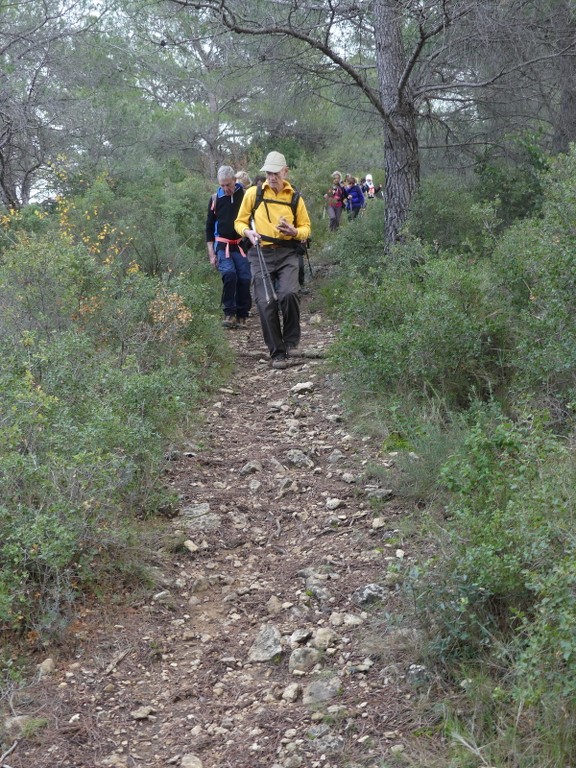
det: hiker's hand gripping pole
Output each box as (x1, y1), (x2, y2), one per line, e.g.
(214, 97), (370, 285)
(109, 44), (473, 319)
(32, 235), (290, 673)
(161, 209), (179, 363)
(242, 225), (260, 247)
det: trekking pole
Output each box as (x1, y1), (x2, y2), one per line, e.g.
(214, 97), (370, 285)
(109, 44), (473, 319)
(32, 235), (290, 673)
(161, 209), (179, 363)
(305, 246), (313, 277)
(255, 239), (276, 303)
(251, 221), (277, 303)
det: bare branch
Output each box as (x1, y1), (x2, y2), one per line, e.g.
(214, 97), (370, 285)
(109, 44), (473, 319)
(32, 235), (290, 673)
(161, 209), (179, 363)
(169, 0), (393, 129)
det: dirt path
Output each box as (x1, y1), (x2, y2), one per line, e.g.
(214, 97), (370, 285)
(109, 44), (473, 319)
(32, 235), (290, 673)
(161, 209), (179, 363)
(4, 292), (426, 768)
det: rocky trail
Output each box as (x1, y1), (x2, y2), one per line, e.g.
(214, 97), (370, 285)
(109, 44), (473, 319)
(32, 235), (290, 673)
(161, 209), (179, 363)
(3, 291), (430, 768)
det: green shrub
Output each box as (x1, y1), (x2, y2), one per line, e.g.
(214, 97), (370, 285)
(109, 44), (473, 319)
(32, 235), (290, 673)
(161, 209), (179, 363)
(474, 131), (548, 226)
(412, 407), (576, 664)
(408, 406), (576, 764)
(322, 201), (386, 276)
(0, 205), (56, 255)
(0, 233), (98, 340)
(0, 219), (227, 639)
(330, 250), (512, 412)
(407, 173), (500, 256)
(316, 137), (576, 768)
(0, 352), (150, 634)
(55, 170), (212, 276)
(119, 173), (210, 274)
(490, 146), (576, 422)
(515, 557), (576, 703)
(329, 147), (576, 433)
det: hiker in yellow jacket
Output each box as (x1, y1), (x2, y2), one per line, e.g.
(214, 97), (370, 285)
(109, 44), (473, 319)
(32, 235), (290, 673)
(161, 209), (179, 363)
(235, 151), (311, 369)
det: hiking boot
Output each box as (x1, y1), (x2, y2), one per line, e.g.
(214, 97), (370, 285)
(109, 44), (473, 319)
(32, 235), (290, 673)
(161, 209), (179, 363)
(222, 316), (237, 329)
(236, 317), (248, 330)
(286, 345), (304, 357)
(271, 356), (289, 370)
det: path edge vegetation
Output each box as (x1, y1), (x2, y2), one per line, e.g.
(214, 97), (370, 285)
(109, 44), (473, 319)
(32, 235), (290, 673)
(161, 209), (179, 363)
(322, 145), (576, 767)
(2, 145), (576, 765)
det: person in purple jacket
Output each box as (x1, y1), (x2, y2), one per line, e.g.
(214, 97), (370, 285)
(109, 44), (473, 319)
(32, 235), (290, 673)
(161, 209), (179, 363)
(346, 176), (365, 220)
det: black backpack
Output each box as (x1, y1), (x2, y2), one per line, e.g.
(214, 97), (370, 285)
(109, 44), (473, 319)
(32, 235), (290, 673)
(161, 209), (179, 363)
(252, 181), (300, 219)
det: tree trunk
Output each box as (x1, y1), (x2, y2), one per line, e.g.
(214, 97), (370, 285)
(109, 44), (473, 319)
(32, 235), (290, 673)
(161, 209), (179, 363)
(374, 0), (420, 245)
(551, 0), (576, 154)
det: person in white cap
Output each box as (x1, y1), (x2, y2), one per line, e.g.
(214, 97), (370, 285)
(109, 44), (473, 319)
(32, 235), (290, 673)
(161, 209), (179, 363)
(234, 151), (311, 369)
(362, 174), (383, 200)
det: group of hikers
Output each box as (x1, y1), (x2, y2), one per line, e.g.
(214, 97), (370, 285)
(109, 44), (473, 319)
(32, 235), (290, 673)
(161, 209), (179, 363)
(205, 153), (379, 369)
(205, 151), (311, 370)
(324, 170), (382, 232)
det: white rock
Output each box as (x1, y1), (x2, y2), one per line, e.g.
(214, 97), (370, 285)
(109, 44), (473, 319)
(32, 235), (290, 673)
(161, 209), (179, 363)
(282, 683), (302, 702)
(302, 675), (341, 705)
(288, 647), (321, 672)
(130, 705), (156, 720)
(181, 755), (203, 768)
(291, 381), (314, 393)
(99, 755), (129, 767)
(266, 595), (284, 616)
(312, 627), (338, 650)
(342, 613), (364, 627)
(240, 460), (263, 475)
(284, 449), (314, 468)
(290, 628), (313, 646)
(38, 658), (55, 677)
(182, 502), (210, 516)
(247, 624), (283, 662)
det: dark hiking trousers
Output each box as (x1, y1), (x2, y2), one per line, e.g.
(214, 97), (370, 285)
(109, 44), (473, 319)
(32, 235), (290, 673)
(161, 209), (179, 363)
(248, 244), (300, 359)
(216, 248), (252, 318)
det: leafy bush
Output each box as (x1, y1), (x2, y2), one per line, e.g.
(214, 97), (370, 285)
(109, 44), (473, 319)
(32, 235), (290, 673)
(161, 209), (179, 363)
(330, 249), (512, 412)
(515, 557), (576, 703)
(474, 131), (548, 226)
(327, 146), (576, 442)
(407, 173), (500, 256)
(52, 169), (212, 276)
(437, 411), (565, 630)
(321, 200), (386, 276)
(0, 219), (229, 639)
(119, 173), (211, 274)
(316, 134), (576, 768)
(410, 407), (576, 763)
(0, 232), (97, 340)
(490, 146), (576, 422)
(0, 205), (55, 255)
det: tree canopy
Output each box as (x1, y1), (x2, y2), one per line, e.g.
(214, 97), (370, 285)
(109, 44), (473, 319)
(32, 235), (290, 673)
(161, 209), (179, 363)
(1, 0), (575, 243)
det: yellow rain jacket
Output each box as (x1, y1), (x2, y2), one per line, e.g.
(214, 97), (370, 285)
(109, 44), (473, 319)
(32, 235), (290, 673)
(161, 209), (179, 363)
(235, 180), (311, 245)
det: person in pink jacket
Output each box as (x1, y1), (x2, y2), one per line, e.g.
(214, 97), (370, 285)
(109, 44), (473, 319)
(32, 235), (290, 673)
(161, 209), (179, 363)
(324, 171), (348, 232)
